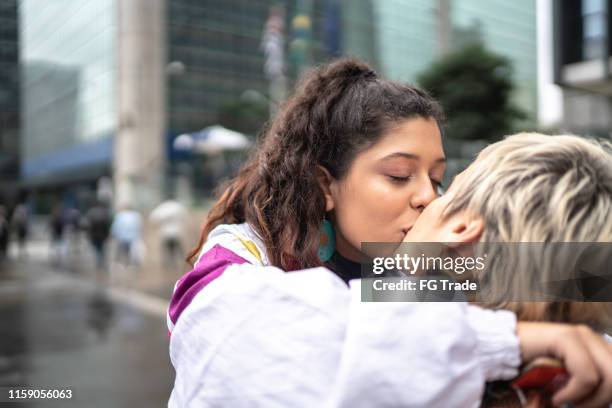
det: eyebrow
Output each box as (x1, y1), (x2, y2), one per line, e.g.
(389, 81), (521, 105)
(381, 152), (446, 164)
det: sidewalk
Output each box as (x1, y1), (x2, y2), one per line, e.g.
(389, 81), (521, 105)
(0, 256), (174, 407)
(9, 205), (212, 301)
(0, 206), (215, 405)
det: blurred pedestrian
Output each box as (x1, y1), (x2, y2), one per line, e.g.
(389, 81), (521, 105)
(65, 207), (83, 255)
(49, 205), (66, 265)
(0, 205), (9, 260)
(110, 204), (143, 270)
(85, 201), (112, 271)
(150, 199), (188, 270)
(85, 200), (112, 273)
(11, 204), (29, 257)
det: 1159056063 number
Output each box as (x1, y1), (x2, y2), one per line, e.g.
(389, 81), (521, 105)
(3, 388), (73, 401)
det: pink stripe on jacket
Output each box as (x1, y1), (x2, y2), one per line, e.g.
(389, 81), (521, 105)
(168, 244), (249, 330)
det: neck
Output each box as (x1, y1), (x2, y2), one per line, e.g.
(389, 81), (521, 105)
(325, 250), (362, 285)
(334, 230), (363, 263)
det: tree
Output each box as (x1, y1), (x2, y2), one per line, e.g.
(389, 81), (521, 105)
(217, 96), (269, 138)
(418, 44), (526, 142)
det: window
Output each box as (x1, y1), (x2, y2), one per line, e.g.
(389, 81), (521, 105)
(582, 0), (607, 60)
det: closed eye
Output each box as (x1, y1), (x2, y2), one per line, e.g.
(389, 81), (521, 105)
(388, 175), (411, 183)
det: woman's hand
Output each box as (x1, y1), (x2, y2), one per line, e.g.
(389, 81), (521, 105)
(517, 322), (612, 407)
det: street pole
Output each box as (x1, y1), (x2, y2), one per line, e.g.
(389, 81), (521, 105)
(262, 5), (287, 118)
(115, 0), (167, 211)
(436, 0), (451, 56)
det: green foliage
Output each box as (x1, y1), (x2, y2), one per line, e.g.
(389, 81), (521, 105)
(418, 44), (526, 142)
(217, 97), (269, 138)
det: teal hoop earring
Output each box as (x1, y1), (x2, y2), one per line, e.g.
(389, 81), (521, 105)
(318, 219), (336, 262)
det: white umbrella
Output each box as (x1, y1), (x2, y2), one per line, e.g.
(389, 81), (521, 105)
(173, 133), (195, 151)
(190, 125), (252, 154)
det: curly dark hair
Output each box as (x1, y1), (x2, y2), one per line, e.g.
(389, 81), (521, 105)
(188, 57), (445, 270)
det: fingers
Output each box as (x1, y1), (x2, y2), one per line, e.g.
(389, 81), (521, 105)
(547, 325), (612, 408)
(548, 326), (599, 406)
(516, 323), (612, 407)
(573, 329), (612, 408)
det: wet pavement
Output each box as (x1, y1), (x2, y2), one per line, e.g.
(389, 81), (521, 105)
(0, 251), (175, 407)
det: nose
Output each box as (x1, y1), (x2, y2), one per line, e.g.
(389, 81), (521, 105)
(410, 175), (438, 213)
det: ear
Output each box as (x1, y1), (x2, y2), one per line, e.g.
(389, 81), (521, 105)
(316, 165), (335, 212)
(442, 213), (484, 244)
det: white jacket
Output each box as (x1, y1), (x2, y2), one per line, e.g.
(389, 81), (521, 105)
(167, 223), (520, 407)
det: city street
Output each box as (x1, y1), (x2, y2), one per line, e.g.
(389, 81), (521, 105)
(2, 0), (609, 406)
(0, 239), (176, 408)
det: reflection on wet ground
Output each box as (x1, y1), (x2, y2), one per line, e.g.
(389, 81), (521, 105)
(0, 258), (173, 408)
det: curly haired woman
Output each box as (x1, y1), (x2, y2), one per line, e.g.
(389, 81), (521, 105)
(167, 58), (612, 407)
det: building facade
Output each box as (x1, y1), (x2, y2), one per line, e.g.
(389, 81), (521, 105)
(553, 0), (612, 137)
(373, 0), (538, 123)
(19, 0), (116, 210)
(0, 0), (20, 204)
(19, 0), (338, 210)
(18, 0), (539, 211)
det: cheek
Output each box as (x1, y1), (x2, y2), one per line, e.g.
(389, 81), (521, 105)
(408, 198), (447, 240)
(333, 175), (410, 244)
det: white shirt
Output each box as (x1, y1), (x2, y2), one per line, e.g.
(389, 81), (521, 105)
(168, 263), (520, 407)
(111, 210), (143, 243)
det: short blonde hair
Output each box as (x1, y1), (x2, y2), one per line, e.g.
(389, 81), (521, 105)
(447, 133), (612, 330)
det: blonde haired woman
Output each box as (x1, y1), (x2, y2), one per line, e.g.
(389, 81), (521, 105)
(407, 132), (612, 406)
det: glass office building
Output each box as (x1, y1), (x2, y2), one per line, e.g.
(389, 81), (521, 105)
(20, 0), (336, 194)
(0, 0), (19, 201)
(453, 0), (537, 122)
(166, 0), (340, 137)
(373, 0), (537, 122)
(20, 0), (117, 188)
(166, 1), (274, 136)
(18, 0), (538, 207)
(373, 0), (438, 82)
(20, 0), (116, 186)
